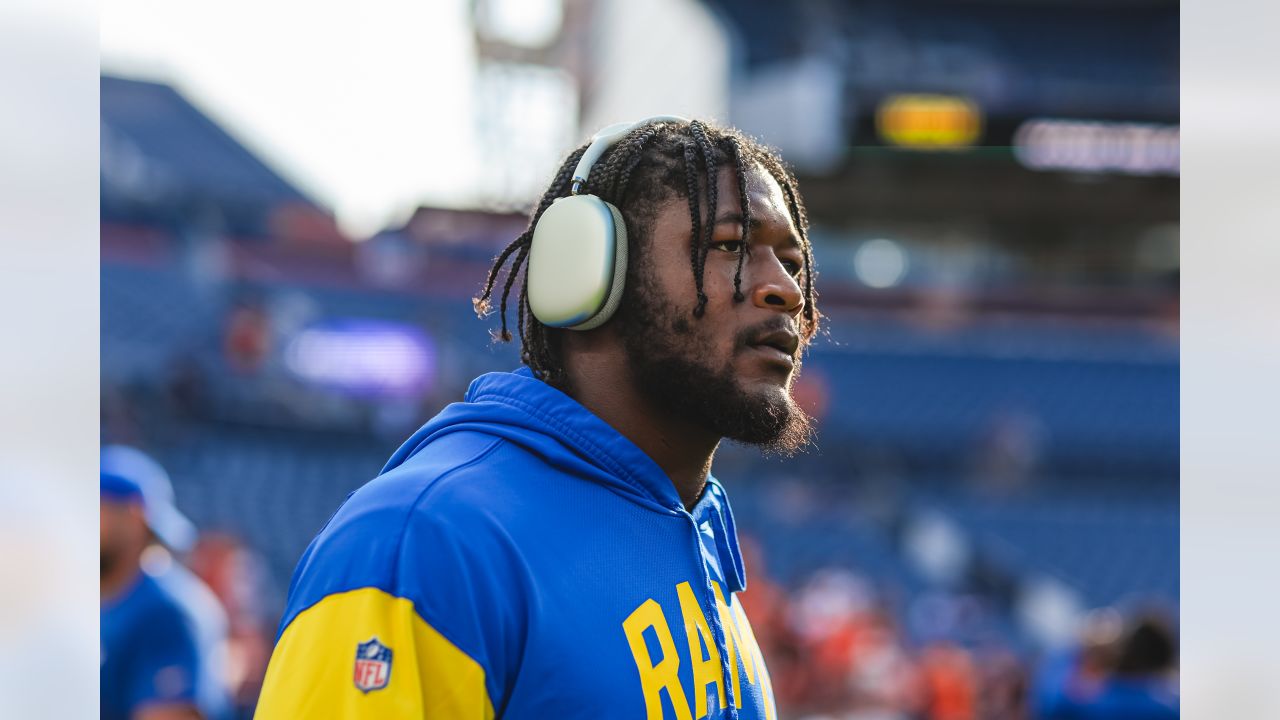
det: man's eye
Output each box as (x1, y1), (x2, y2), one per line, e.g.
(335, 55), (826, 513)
(710, 240), (745, 253)
(782, 260), (803, 276)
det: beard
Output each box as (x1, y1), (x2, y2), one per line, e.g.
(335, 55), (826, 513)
(616, 271), (814, 456)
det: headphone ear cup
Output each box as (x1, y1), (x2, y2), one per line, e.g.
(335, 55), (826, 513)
(527, 194), (628, 329)
(570, 200), (627, 331)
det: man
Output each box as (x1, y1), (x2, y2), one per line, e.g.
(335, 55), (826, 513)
(101, 445), (233, 720)
(255, 118), (818, 719)
(1038, 612), (1179, 720)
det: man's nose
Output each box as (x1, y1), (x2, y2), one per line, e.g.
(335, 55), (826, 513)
(751, 254), (804, 316)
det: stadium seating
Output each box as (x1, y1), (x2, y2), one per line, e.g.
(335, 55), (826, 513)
(102, 258), (1177, 470)
(919, 486), (1178, 608)
(101, 262), (221, 380)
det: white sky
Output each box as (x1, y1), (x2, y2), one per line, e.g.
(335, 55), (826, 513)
(100, 0), (484, 238)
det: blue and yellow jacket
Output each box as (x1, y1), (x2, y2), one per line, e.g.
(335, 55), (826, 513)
(255, 367), (777, 719)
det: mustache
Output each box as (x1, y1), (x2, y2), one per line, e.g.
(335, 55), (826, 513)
(735, 317), (803, 350)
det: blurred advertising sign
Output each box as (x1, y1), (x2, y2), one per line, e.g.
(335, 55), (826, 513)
(876, 94), (982, 149)
(1013, 118), (1179, 176)
(284, 319), (436, 398)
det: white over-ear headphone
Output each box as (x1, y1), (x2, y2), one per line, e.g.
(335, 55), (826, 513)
(527, 115), (689, 330)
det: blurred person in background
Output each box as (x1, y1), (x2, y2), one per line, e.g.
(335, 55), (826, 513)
(254, 118), (817, 718)
(787, 568), (876, 711)
(223, 296), (271, 374)
(188, 533), (275, 719)
(976, 647), (1029, 720)
(1035, 608), (1178, 719)
(842, 609), (920, 720)
(101, 445), (233, 720)
(1034, 608), (1123, 717)
(1075, 612), (1179, 720)
(918, 641), (977, 720)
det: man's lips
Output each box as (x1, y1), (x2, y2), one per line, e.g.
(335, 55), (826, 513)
(746, 343), (796, 370)
(744, 327), (800, 371)
(748, 327), (800, 357)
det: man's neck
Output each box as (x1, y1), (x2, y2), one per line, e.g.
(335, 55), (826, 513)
(562, 349), (719, 512)
(100, 551), (143, 603)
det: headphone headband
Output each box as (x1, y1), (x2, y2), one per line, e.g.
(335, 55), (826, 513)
(570, 115), (690, 195)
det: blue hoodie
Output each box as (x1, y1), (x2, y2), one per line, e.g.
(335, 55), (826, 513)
(255, 368), (778, 719)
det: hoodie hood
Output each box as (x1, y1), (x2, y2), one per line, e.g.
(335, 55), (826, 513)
(380, 367), (747, 593)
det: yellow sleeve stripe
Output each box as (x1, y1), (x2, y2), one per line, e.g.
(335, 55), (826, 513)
(254, 587), (496, 719)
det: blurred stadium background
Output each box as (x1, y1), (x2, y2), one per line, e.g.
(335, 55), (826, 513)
(100, 0), (1178, 717)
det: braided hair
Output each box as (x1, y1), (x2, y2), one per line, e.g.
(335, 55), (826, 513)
(474, 119), (819, 388)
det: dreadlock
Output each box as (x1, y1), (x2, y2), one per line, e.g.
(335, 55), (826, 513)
(474, 119), (820, 387)
(726, 135), (752, 302)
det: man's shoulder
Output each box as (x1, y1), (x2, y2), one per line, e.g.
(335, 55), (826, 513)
(335, 429), (548, 533)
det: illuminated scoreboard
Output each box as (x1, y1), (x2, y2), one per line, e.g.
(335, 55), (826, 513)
(875, 94), (983, 150)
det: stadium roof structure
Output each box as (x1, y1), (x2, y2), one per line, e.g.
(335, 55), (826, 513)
(101, 74), (330, 237)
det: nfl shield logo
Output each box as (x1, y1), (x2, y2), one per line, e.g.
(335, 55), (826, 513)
(353, 637), (393, 693)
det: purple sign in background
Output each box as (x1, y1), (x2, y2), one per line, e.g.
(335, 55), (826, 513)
(285, 318), (436, 399)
